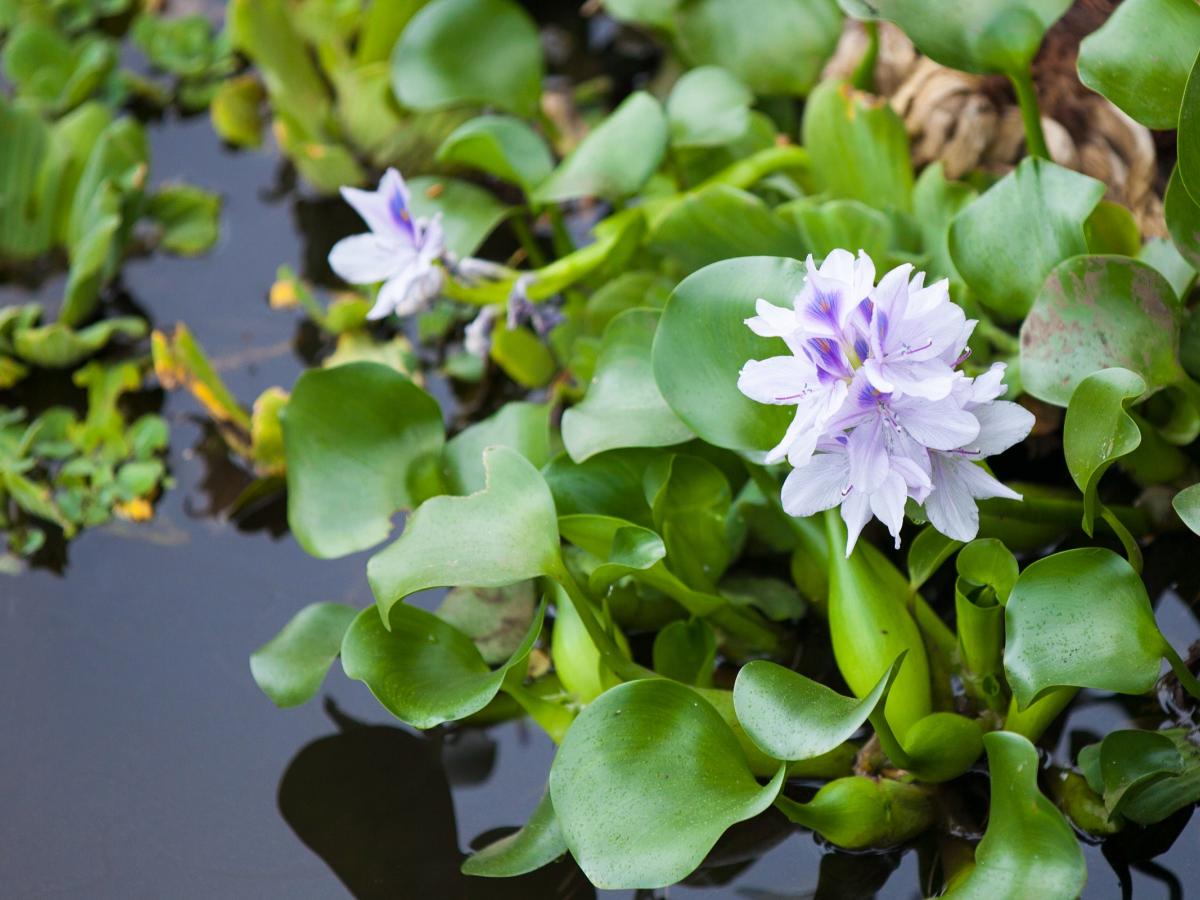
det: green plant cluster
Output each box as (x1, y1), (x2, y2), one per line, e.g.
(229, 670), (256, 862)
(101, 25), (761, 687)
(229, 0), (1200, 893)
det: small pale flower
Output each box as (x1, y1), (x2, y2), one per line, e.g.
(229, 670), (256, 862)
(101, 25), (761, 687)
(328, 168), (446, 320)
(738, 249), (1032, 554)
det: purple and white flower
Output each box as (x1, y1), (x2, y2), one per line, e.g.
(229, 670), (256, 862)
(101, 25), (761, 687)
(738, 250), (1034, 555)
(329, 168), (446, 320)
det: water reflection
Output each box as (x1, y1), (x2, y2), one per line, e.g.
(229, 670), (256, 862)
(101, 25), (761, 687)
(279, 701), (594, 899)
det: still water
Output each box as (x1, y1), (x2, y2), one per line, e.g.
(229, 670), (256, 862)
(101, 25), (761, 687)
(2, 109), (1198, 900)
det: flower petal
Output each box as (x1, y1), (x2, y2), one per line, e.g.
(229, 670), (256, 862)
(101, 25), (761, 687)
(745, 298), (797, 338)
(895, 397), (980, 450)
(840, 489), (873, 557)
(780, 453), (849, 517)
(329, 234), (407, 285)
(970, 400), (1034, 457)
(869, 470), (909, 549)
(847, 415), (888, 492)
(737, 355), (818, 405)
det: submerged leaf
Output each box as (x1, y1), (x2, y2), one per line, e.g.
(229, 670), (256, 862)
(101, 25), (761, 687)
(461, 790), (567, 877)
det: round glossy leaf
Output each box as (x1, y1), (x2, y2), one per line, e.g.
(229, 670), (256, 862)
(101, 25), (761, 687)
(434, 581), (537, 665)
(391, 0), (543, 117)
(442, 401), (552, 495)
(945, 732), (1085, 898)
(549, 678), (785, 889)
(866, 0), (1071, 75)
(949, 157), (1104, 320)
(648, 184), (800, 274)
(652, 256), (803, 454)
(562, 309), (694, 462)
(912, 162), (976, 289)
(1004, 548), (1165, 709)
(461, 790), (567, 877)
(652, 618), (717, 686)
(1063, 368), (1146, 532)
(543, 448), (660, 527)
(435, 114), (553, 197)
(368, 447), (563, 621)
(777, 777), (935, 849)
(1174, 482), (1200, 536)
(1140, 238), (1196, 302)
(675, 0), (842, 96)
(341, 599), (545, 729)
(1095, 730), (1185, 816)
(602, 0), (679, 29)
(1019, 255), (1184, 406)
(283, 362), (444, 558)
(802, 79), (913, 213)
(733, 656), (898, 762)
(1165, 165), (1200, 271)
(906, 525), (963, 590)
(1077, 0), (1200, 130)
(534, 92), (667, 203)
(666, 65), (752, 148)
(1180, 50), (1200, 203)
(250, 603), (358, 708)
(780, 197), (894, 268)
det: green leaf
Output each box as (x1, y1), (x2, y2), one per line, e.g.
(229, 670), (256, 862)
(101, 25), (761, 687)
(1166, 165), (1200, 271)
(551, 581), (630, 702)
(461, 790), (566, 877)
(368, 446), (563, 622)
(866, 0), (1071, 75)
(1003, 548), (1165, 709)
(341, 598), (545, 728)
(228, 0), (330, 120)
(950, 157), (1105, 320)
(674, 0), (842, 96)
(802, 79), (913, 212)
(406, 175), (512, 258)
(648, 185), (799, 274)
(209, 74), (265, 148)
(562, 309), (694, 463)
(652, 256), (802, 454)
(1093, 730), (1185, 815)
(734, 656), (898, 762)
(534, 92), (667, 203)
(1174, 482), (1200, 535)
(548, 678), (785, 889)
(12, 317), (146, 369)
(944, 732), (1085, 898)
(907, 525), (963, 590)
(442, 401), (552, 495)
(778, 197), (894, 267)
(543, 448), (659, 527)
(1102, 729), (1200, 825)
(912, 162), (976, 289)
(490, 325), (556, 388)
(1019, 255), (1184, 406)
(666, 66), (752, 148)
(146, 184), (221, 256)
(653, 618), (717, 686)
(1181, 49), (1200, 204)
(1078, 0), (1200, 131)
(776, 776), (936, 850)
(250, 603), (359, 707)
(826, 514), (931, 739)
(283, 362), (444, 559)
(1141, 238), (1196, 302)
(645, 452), (737, 590)
(435, 581), (537, 665)
(602, 0), (680, 29)
(1085, 200), (1142, 257)
(435, 115), (553, 197)
(1063, 368), (1146, 533)
(391, 0), (543, 117)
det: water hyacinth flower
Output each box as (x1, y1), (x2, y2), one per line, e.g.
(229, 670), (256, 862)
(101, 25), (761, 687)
(738, 249), (1034, 555)
(328, 168), (446, 320)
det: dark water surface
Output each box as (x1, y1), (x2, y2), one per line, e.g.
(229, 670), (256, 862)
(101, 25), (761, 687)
(2, 112), (1199, 900)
